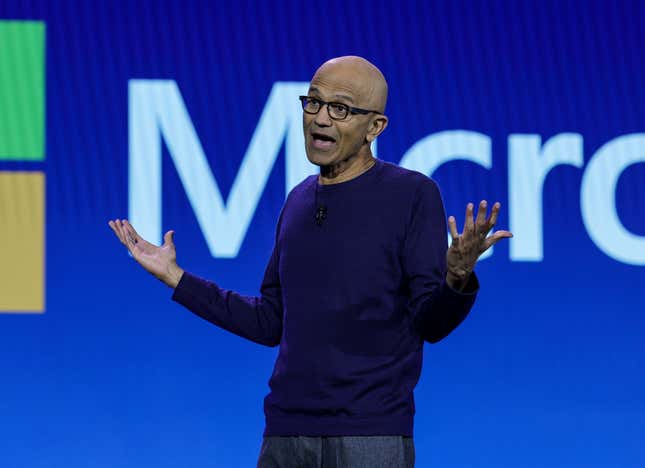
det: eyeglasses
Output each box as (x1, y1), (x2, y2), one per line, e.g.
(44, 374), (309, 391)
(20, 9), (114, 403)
(299, 96), (382, 121)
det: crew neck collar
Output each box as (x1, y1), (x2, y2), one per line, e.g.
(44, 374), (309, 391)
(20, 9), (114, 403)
(315, 158), (383, 191)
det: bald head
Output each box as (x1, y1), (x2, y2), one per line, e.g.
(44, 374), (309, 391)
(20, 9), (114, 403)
(310, 56), (388, 113)
(303, 56), (389, 175)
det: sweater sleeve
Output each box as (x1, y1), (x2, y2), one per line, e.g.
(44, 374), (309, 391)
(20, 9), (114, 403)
(170, 218), (284, 348)
(402, 179), (479, 344)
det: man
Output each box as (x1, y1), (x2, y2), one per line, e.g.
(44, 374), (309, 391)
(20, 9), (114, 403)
(109, 56), (512, 467)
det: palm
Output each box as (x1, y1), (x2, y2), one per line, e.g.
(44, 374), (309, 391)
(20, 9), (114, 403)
(447, 201), (513, 282)
(108, 219), (182, 286)
(130, 235), (176, 280)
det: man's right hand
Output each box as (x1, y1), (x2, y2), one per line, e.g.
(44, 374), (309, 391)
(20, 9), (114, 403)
(107, 219), (184, 289)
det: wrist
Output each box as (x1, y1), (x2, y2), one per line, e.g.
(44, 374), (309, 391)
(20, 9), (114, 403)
(446, 269), (470, 292)
(164, 264), (185, 289)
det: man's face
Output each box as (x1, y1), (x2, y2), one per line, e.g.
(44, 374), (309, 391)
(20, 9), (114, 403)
(303, 66), (375, 167)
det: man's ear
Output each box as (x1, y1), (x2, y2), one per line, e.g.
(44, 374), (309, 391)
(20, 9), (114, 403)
(366, 115), (389, 143)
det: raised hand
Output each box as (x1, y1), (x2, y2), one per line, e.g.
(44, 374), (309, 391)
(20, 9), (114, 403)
(446, 201), (513, 291)
(107, 219), (184, 288)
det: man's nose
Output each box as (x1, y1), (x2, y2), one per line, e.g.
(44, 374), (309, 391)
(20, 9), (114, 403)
(313, 105), (333, 126)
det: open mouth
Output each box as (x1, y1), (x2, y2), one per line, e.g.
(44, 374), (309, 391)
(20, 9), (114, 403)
(311, 132), (337, 150)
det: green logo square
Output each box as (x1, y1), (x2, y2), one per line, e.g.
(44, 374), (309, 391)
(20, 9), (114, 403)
(0, 20), (45, 160)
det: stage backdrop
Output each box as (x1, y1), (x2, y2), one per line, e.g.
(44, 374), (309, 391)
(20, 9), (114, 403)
(1, 1), (643, 467)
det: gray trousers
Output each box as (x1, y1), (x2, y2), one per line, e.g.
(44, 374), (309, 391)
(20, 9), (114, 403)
(257, 436), (415, 468)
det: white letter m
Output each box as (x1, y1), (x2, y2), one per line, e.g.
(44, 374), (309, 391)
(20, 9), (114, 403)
(128, 80), (310, 257)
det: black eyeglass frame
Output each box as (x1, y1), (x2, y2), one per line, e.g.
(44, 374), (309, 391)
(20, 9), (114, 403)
(298, 95), (382, 121)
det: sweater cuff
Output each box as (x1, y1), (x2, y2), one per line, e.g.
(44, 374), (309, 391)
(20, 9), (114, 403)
(441, 271), (479, 310)
(171, 270), (213, 307)
(445, 271), (479, 295)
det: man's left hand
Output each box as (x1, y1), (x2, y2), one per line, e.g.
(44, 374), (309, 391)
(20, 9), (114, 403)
(446, 200), (513, 291)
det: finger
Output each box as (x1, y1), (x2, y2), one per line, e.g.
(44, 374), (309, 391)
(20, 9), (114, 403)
(484, 230), (514, 250)
(163, 230), (175, 247)
(123, 219), (140, 237)
(108, 220), (124, 244)
(122, 220), (141, 245)
(124, 221), (160, 250)
(119, 220), (133, 244)
(475, 200), (488, 230)
(119, 220), (139, 250)
(464, 203), (475, 234)
(115, 220), (136, 256)
(113, 219), (128, 245)
(448, 216), (459, 243)
(487, 202), (501, 231)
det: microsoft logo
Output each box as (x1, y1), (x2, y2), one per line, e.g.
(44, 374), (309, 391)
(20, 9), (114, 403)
(0, 20), (45, 313)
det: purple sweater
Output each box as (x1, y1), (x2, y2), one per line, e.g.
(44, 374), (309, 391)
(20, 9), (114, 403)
(172, 158), (478, 437)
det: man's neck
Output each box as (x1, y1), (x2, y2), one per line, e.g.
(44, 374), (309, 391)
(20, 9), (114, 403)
(318, 151), (376, 185)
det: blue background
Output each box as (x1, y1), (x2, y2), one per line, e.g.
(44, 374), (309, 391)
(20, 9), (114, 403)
(1, 0), (644, 466)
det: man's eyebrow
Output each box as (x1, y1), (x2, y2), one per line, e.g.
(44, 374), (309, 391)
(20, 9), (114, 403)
(333, 94), (354, 103)
(308, 87), (355, 103)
